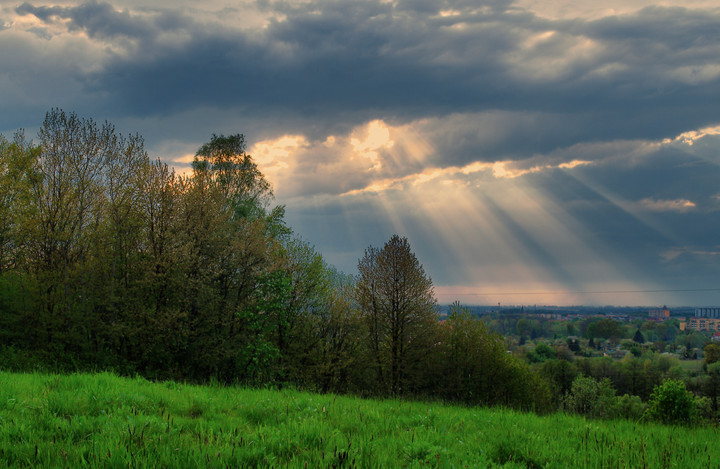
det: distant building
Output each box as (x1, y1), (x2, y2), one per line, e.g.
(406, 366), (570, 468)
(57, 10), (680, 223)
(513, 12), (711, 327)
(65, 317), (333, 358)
(648, 306), (670, 321)
(695, 307), (720, 319)
(681, 317), (720, 332)
(712, 332), (720, 342)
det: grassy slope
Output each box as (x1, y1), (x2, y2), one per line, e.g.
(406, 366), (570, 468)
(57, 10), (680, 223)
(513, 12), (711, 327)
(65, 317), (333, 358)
(0, 371), (717, 468)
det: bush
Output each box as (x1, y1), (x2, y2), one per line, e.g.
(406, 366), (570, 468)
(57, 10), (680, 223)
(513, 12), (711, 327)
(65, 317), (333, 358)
(562, 375), (616, 419)
(645, 379), (697, 425)
(528, 342), (556, 363)
(614, 394), (645, 421)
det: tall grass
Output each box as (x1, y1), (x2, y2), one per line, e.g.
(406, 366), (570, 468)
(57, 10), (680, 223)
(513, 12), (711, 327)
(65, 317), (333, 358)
(0, 371), (717, 467)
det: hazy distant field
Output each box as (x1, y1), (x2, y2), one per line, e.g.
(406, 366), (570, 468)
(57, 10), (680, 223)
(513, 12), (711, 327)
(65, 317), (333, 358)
(1, 371), (717, 468)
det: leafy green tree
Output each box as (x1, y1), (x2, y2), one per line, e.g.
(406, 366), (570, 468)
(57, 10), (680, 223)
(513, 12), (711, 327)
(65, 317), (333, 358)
(704, 343), (720, 367)
(516, 318), (531, 337)
(528, 342), (556, 363)
(431, 303), (551, 412)
(21, 110), (150, 365)
(0, 131), (37, 273)
(193, 133), (272, 219)
(172, 134), (285, 382)
(703, 362), (720, 414)
(540, 359), (578, 401)
(0, 132), (38, 353)
(645, 379), (697, 425)
(438, 303), (507, 402)
(306, 268), (366, 393)
(614, 394), (646, 420)
(566, 337), (581, 353)
(355, 235), (438, 395)
(562, 375), (617, 419)
(633, 329), (645, 344)
(270, 238), (332, 386)
(586, 318), (624, 341)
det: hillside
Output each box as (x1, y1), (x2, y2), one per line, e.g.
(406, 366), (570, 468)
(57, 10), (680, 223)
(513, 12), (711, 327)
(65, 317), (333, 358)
(1, 371), (717, 468)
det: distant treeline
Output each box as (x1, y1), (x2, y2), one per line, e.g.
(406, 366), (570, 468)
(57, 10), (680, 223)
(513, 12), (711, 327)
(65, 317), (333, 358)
(0, 110), (549, 412)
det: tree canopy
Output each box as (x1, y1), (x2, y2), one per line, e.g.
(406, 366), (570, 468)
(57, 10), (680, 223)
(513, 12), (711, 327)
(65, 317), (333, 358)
(355, 234), (437, 395)
(0, 110), (568, 415)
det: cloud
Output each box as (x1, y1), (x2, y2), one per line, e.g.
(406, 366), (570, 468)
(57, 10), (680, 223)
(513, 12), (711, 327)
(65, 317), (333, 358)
(8, 0), (720, 144)
(5, 0), (720, 305)
(668, 125), (720, 146)
(249, 116), (605, 198)
(16, 1), (159, 43)
(638, 198), (696, 212)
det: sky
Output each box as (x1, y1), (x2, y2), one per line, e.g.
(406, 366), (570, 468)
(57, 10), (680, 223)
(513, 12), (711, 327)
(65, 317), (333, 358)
(1, 0), (720, 306)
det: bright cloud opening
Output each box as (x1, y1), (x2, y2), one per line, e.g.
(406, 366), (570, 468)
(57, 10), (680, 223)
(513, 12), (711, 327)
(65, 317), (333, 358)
(350, 120), (394, 171)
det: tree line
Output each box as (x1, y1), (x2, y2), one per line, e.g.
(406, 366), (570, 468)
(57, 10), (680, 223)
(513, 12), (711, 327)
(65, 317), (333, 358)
(0, 110), (550, 412)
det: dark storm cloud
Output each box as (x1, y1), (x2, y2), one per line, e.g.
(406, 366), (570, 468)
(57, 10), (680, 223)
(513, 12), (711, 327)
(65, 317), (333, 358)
(16, 1), (158, 41)
(13, 0), (720, 153)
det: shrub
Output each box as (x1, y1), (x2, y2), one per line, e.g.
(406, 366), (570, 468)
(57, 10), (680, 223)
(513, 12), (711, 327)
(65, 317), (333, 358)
(614, 394), (645, 420)
(645, 379), (697, 425)
(562, 375), (616, 419)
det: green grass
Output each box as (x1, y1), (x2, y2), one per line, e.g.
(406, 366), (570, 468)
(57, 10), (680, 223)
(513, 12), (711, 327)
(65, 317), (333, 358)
(0, 371), (718, 468)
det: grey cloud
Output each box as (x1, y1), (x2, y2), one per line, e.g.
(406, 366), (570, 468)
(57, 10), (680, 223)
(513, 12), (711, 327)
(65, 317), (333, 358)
(526, 146), (720, 285)
(15, 3), (65, 22)
(27, 26), (51, 39)
(11, 1), (720, 146)
(17, 0), (167, 42)
(582, 6), (720, 50)
(88, 2), (720, 150)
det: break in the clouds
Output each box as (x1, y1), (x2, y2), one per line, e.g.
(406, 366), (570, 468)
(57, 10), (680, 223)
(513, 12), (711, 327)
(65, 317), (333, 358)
(2, 0), (720, 305)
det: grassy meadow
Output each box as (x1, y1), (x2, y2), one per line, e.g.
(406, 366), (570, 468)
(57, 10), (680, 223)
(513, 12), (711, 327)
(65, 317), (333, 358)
(0, 371), (718, 468)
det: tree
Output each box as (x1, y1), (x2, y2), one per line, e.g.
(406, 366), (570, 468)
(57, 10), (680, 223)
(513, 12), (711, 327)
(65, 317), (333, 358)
(528, 342), (556, 363)
(645, 379), (697, 425)
(21, 109), (150, 363)
(193, 133), (272, 219)
(0, 131), (37, 273)
(567, 337), (581, 353)
(355, 234), (437, 395)
(562, 375), (617, 419)
(302, 268), (366, 393)
(704, 343), (720, 367)
(540, 359), (578, 401)
(586, 318), (624, 341)
(633, 328), (645, 344)
(436, 302), (552, 411)
(173, 133), (283, 382)
(266, 237), (331, 386)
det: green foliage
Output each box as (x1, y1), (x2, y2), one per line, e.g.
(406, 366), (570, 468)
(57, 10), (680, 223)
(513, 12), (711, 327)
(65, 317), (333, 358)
(585, 318), (625, 340)
(704, 343), (720, 366)
(567, 337), (581, 352)
(193, 133), (272, 219)
(0, 111), (290, 382)
(645, 379), (697, 425)
(355, 235), (438, 396)
(528, 342), (556, 363)
(434, 304), (552, 412)
(7, 110), (720, 427)
(562, 375), (617, 419)
(539, 359), (578, 402)
(703, 362), (720, 414)
(614, 393), (646, 420)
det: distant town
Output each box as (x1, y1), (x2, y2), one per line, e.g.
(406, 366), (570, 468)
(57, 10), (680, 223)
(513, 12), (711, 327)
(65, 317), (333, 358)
(440, 304), (720, 332)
